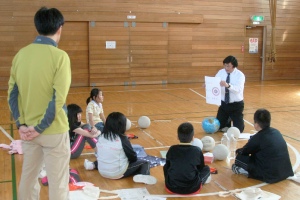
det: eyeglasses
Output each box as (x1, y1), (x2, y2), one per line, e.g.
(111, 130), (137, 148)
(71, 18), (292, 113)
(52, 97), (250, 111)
(223, 63), (233, 68)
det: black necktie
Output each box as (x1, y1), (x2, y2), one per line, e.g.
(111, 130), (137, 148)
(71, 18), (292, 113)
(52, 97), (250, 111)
(225, 73), (230, 104)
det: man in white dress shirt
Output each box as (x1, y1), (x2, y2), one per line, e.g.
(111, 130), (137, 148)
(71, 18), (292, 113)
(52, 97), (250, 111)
(215, 55), (245, 133)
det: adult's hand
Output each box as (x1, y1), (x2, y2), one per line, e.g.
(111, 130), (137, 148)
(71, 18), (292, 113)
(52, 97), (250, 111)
(25, 126), (40, 141)
(19, 126), (30, 141)
(220, 80), (228, 87)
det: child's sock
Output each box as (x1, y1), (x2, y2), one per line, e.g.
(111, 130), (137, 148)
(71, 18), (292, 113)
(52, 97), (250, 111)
(84, 159), (95, 170)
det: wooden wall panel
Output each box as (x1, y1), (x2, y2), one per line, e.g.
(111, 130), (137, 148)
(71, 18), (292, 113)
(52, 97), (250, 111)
(192, 21), (245, 80)
(130, 22), (168, 84)
(0, 0), (300, 90)
(59, 22), (89, 87)
(89, 22), (130, 86)
(0, 1), (35, 90)
(63, 11), (203, 23)
(168, 23), (194, 83)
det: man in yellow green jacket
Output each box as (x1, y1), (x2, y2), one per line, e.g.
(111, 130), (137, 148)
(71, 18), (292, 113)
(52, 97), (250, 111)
(8, 7), (71, 200)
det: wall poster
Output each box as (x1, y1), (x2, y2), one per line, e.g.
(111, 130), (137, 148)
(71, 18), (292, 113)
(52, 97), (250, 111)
(249, 38), (258, 53)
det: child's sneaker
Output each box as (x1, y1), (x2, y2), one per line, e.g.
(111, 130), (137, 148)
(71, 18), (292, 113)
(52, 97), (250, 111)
(84, 159), (95, 170)
(232, 164), (248, 176)
(204, 174), (211, 184)
(133, 174), (157, 185)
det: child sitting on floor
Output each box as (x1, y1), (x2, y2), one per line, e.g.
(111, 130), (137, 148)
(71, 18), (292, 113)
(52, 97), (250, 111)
(84, 112), (156, 185)
(163, 122), (211, 194)
(232, 108), (294, 183)
(86, 88), (106, 132)
(67, 104), (100, 159)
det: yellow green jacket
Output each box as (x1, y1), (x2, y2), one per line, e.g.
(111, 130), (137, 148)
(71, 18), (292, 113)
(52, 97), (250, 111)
(8, 36), (71, 134)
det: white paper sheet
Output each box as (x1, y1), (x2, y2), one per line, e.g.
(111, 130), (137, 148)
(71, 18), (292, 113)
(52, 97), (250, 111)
(115, 187), (150, 200)
(205, 76), (221, 106)
(239, 133), (255, 139)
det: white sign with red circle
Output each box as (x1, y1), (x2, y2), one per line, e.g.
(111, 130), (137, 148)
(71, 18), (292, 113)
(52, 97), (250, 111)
(205, 76), (221, 106)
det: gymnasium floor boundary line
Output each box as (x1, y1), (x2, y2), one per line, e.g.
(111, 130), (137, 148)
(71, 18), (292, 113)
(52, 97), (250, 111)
(0, 180), (12, 183)
(11, 153), (17, 200)
(6, 122), (18, 199)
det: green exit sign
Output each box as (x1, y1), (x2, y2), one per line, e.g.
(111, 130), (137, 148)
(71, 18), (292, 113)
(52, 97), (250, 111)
(251, 15), (264, 22)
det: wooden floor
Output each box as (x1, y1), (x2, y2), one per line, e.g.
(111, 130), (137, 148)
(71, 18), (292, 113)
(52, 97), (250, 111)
(1, 80), (300, 199)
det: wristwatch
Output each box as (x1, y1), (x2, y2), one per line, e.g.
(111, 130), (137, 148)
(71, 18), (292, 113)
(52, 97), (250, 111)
(227, 84), (231, 88)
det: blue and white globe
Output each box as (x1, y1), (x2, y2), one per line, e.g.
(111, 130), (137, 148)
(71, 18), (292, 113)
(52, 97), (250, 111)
(202, 117), (220, 134)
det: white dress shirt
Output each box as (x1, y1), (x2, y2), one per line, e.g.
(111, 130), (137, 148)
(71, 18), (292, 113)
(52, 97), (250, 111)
(215, 68), (245, 103)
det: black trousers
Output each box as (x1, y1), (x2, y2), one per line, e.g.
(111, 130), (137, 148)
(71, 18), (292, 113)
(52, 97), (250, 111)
(234, 153), (250, 170)
(123, 159), (150, 177)
(216, 100), (244, 132)
(163, 165), (211, 194)
(93, 159), (150, 177)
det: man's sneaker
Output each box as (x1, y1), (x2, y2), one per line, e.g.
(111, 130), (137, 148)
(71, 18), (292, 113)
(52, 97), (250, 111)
(232, 164), (248, 176)
(84, 159), (95, 170)
(133, 175), (157, 185)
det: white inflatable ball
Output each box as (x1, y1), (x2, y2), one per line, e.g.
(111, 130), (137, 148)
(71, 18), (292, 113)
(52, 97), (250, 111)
(126, 118), (131, 131)
(201, 136), (215, 151)
(212, 144), (229, 160)
(227, 127), (240, 139)
(138, 116), (151, 129)
(191, 138), (203, 150)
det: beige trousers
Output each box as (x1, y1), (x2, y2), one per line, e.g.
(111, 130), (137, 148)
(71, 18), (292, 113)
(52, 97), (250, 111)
(18, 131), (70, 200)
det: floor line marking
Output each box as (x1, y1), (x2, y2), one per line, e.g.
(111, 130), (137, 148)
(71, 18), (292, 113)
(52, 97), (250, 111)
(189, 88), (206, 99)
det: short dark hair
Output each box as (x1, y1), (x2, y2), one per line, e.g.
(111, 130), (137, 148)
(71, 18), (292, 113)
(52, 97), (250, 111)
(86, 88), (102, 105)
(223, 55), (238, 68)
(34, 7), (64, 35)
(67, 104), (82, 127)
(177, 122), (194, 143)
(102, 112), (127, 141)
(254, 108), (271, 129)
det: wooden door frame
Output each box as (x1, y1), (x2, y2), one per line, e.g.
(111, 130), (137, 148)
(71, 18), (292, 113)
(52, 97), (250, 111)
(261, 26), (267, 80)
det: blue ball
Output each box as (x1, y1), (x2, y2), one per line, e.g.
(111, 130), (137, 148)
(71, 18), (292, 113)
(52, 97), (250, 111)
(202, 117), (220, 134)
